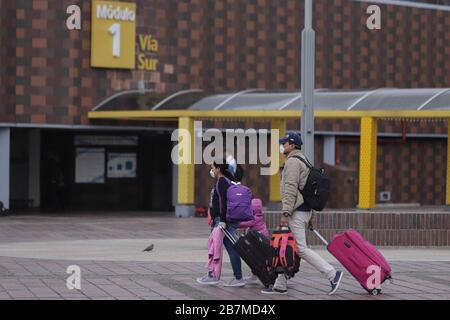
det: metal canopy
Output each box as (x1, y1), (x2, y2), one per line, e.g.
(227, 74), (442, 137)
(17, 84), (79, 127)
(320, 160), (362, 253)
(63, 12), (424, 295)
(92, 88), (450, 112)
(92, 89), (206, 112)
(189, 88), (450, 111)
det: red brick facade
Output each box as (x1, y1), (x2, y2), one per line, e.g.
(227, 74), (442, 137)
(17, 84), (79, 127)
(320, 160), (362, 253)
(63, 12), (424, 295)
(1, 0), (450, 125)
(265, 210), (450, 246)
(1, 0), (449, 208)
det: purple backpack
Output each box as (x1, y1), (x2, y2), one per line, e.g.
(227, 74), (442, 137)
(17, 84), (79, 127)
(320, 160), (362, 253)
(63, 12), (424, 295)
(216, 178), (254, 223)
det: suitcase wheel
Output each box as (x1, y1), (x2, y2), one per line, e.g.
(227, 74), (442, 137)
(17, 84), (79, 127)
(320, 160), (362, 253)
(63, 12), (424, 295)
(370, 289), (382, 296)
(361, 284), (382, 296)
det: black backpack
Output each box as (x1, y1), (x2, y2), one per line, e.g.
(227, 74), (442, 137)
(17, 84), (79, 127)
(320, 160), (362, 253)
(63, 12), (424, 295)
(291, 156), (330, 211)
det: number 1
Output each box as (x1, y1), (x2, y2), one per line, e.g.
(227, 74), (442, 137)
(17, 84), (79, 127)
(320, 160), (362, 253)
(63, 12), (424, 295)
(108, 23), (121, 58)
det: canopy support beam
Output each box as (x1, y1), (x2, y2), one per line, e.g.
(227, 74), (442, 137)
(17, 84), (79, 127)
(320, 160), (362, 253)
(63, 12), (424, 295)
(358, 117), (378, 209)
(269, 119), (286, 204)
(175, 117), (196, 217)
(447, 119), (450, 206)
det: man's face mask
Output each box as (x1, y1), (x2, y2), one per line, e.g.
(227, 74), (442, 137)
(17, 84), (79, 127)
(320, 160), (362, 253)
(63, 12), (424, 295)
(279, 144), (285, 154)
(209, 169), (216, 179)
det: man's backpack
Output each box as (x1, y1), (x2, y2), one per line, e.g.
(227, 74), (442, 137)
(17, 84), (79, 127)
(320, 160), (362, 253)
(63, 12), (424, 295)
(292, 155), (330, 211)
(270, 227), (300, 278)
(216, 178), (254, 223)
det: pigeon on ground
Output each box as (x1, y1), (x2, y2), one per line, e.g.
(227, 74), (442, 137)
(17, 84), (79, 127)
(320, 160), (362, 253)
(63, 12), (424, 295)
(142, 244), (154, 252)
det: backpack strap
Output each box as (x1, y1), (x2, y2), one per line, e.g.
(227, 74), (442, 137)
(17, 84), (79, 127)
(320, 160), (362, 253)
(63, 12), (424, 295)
(271, 235), (281, 268)
(215, 177), (232, 217)
(279, 235), (289, 267)
(291, 155), (314, 170)
(288, 236), (298, 265)
(214, 181), (221, 212)
(271, 235), (281, 250)
(289, 156), (313, 194)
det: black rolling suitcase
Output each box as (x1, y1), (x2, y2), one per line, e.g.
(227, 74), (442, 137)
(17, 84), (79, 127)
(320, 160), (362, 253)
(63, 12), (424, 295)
(222, 227), (277, 288)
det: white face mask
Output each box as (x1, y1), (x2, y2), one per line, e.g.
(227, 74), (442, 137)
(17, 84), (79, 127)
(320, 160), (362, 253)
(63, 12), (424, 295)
(210, 169), (216, 179)
(279, 145), (285, 154)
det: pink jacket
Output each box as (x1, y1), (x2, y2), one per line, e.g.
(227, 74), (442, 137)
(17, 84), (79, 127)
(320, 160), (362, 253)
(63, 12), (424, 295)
(205, 226), (224, 279)
(238, 198), (269, 237)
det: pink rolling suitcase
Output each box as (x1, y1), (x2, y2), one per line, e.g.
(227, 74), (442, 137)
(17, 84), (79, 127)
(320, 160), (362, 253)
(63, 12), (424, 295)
(313, 229), (393, 295)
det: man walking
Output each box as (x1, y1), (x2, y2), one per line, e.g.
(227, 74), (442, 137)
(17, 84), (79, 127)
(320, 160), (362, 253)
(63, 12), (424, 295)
(262, 132), (343, 295)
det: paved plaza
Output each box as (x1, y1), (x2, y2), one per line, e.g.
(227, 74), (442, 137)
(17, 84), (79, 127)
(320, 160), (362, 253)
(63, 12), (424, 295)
(0, 213), (449, 300)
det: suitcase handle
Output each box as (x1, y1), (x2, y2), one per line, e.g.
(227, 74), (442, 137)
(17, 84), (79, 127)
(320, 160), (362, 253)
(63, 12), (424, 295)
(276, 225), (292, 231)
(312, 229), (329, 246)
(220, 225), (238, 245)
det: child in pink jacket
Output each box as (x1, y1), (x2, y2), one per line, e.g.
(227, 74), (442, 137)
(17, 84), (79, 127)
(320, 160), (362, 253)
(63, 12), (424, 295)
(238, 198), (270, 284)
(238, 198), (269, 237)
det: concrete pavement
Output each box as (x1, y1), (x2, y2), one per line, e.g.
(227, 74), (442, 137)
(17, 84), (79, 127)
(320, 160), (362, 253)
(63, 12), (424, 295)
(0, 213), (449, 300)
(0, 238), (450, 262)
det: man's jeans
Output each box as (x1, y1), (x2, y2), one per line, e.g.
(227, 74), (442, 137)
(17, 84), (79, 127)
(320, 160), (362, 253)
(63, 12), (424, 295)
(273, 211), (336, 291)
(213, 217), (243, 280)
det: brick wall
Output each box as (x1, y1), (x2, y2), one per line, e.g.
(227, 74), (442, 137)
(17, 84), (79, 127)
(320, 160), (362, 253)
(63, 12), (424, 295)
(195, 133), (448, 208)
(1, 0), (450, 125)
(0, 0), (16, 123)
(2, 0), (449, 208)
(265, 211), (450, 246)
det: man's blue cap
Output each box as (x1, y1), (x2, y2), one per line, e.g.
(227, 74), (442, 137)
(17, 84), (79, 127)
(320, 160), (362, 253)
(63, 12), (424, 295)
(279, 132), (303, 147)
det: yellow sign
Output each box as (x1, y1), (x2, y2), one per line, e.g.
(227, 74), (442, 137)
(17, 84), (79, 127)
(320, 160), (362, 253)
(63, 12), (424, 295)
(137, 34), (159, 71)
(91, 0), (136, 69)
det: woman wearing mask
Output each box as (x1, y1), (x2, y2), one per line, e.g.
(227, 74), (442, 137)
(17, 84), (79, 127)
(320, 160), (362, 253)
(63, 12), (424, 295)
(197, 161), (246, 287)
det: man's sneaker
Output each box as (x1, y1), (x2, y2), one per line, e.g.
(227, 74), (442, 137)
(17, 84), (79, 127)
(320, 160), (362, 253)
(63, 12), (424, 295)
(196, 274), (219, 285)
(223, 278), (246, 287)
(261, 285), (288, 295)
(329, 271), (344, 295)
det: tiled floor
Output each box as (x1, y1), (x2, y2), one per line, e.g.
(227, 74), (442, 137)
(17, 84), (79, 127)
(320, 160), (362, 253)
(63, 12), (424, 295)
(0, 257), (449, 300)
(0, 213), (449, 300)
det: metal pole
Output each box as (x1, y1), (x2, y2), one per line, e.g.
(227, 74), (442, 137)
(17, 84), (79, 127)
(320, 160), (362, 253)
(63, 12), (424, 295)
(301, 0), (315, 164)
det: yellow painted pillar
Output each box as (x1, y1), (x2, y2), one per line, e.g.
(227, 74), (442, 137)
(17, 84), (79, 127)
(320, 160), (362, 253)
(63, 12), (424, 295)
(446, 119), (450, 205)
(269, 119), (286, 202)
(177, 117), (195, 205)
(358, 117), (377, 209)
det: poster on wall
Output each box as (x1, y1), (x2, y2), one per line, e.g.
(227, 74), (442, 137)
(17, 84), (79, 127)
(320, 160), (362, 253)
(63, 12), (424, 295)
(107, 153), (137, 178)
(75, 148), (105, 183)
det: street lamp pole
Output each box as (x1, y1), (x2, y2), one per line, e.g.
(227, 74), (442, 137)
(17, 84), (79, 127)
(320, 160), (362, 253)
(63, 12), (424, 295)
(301, 0), (315, 164)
